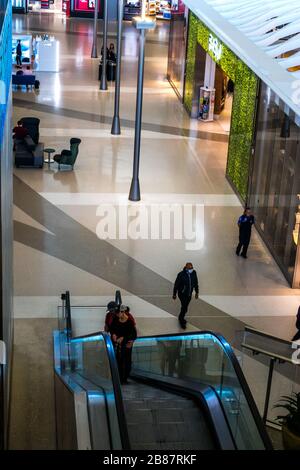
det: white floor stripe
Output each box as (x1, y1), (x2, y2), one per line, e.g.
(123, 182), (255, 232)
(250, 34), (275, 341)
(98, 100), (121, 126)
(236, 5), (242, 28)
(38, 128), (215, 140)
(199, 295), (300, 318)
(13, 295), (299, 322)
(13, 295), (172, 319)
(38, 192), (241, 206)
(60, 55), (168, 64)
(36, 85), (173, 95)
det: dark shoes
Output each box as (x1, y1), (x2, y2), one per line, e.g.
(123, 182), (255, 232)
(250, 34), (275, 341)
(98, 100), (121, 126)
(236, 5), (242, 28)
(241, 254), (248, 259)
(179, 319), (187, 330)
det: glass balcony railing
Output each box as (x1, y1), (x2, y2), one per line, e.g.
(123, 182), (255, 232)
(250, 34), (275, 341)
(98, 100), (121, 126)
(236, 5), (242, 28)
(131, 332), (269, 450)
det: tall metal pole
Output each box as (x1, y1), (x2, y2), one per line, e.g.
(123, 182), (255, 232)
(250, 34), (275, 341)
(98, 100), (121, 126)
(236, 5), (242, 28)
(128, 28), (146, 201)
(263, 357), (275, 424)
(91, 0), (99, 58)
(100, 0), (108, 91)
(111, 0), (124, 135)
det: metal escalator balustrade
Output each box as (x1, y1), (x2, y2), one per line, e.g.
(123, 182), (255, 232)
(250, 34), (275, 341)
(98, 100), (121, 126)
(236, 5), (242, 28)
(121, 382), (216, 450)
(130, 332), (272, 450)
(54, 291), (272, 450)
(54, 330), (130, 450)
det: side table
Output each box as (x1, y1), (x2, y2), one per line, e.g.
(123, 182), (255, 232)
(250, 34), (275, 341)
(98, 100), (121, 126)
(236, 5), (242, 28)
(44, 148), (56, 166)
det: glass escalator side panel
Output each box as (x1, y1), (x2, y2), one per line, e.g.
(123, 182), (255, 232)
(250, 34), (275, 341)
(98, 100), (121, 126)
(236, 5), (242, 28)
(71, 334), (122, 449)
(132, 333), (266, 450)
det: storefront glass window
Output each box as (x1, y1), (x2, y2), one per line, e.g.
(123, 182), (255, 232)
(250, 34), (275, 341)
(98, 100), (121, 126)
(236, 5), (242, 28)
(167, 1), (188, 99)
(250, 82), (300, 285)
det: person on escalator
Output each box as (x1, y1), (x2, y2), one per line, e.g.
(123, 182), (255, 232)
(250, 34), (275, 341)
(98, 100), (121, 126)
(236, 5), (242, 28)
(104, 301), (136, 332)
(109, 305), (137, 384)
(104, 301), (119, 332)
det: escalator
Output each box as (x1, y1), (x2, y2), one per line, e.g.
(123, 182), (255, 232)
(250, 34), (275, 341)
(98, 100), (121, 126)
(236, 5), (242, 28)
(122, 382), (216, 450)
(54, 325), (272, 450)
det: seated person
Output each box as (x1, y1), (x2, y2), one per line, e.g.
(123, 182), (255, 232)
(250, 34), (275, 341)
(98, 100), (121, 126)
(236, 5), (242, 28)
(108, 305), (137, 384)
(23, 65), (32, 75)
(13, 121), (29, 142)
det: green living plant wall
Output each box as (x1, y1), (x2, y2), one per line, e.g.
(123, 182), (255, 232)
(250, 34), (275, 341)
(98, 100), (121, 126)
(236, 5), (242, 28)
(184, 13), (258, 201)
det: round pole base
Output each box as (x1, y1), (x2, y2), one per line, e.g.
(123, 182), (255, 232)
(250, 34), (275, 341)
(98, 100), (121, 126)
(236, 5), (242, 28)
(91, 45), (98, 58)
(111, 115), (121, 135)
(100, 75), (108, 91)
(129, 178), (141, 201)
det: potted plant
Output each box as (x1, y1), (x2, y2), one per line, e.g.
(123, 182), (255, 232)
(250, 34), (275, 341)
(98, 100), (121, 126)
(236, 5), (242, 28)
(274, 392), (300, 450)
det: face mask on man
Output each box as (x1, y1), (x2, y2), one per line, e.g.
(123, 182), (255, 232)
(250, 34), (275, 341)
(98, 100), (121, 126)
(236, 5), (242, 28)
(187, 268), (193, 274)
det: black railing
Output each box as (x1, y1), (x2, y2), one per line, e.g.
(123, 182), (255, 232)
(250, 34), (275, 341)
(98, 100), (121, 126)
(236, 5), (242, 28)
(60, 289), (123, 339)
(102, 332), (130, 450)
(115, 290), (122, 307)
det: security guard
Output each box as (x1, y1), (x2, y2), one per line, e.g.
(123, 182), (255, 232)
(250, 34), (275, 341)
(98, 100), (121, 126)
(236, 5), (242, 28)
(236, 208), (255, 259)
(173, 263), (199, 329)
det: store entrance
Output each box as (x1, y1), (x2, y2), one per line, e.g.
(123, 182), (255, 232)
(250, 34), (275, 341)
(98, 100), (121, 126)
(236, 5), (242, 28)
(27, 0), (63, 13)
(191, 43), (234, 137)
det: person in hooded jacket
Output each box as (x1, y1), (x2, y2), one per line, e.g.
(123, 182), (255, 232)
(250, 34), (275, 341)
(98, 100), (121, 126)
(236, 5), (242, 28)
(173, 263), (199, 329)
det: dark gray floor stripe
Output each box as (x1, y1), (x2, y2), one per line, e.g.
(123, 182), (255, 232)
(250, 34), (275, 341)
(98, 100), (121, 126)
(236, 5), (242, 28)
(13, 98), (229, 142)
(13, 174), (236, 325)
(14, 175), (298, 386)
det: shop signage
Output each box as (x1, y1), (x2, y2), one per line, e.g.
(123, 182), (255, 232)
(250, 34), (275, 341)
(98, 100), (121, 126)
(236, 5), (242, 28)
(208, 33), (223, 62)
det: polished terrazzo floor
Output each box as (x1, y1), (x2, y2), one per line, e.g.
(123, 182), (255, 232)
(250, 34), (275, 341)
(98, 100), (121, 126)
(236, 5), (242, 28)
(12, 12), (300, 341)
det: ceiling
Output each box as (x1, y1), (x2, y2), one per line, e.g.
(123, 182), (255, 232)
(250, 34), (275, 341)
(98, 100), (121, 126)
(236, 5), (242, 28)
(183, 0), (300, 119)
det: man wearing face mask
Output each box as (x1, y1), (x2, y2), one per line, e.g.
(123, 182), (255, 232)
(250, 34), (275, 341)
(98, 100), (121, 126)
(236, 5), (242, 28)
(173, 263), (199, 329)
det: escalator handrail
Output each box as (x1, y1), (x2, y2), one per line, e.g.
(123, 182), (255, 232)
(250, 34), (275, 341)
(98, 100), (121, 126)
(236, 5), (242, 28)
(63, 289), (122, 339)
(65, 290), (72, 341)
(133, 330), (273, 450)
(93, 332), (130, 450)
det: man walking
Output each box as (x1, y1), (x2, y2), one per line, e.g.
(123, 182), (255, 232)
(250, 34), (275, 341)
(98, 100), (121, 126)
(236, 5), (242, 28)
(236, 207), (255, 259)
(173, 262), (199, 329)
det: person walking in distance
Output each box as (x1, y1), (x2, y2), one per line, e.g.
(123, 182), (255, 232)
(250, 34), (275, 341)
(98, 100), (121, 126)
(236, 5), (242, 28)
(16, 40), (22, 67)
(236, 207), (255, 259)
(173, 263), (199, 329)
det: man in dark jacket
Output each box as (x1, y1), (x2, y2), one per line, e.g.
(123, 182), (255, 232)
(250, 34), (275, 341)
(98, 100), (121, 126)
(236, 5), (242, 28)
(236, 207), (255, 259)
(173, 263), (199, 329)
